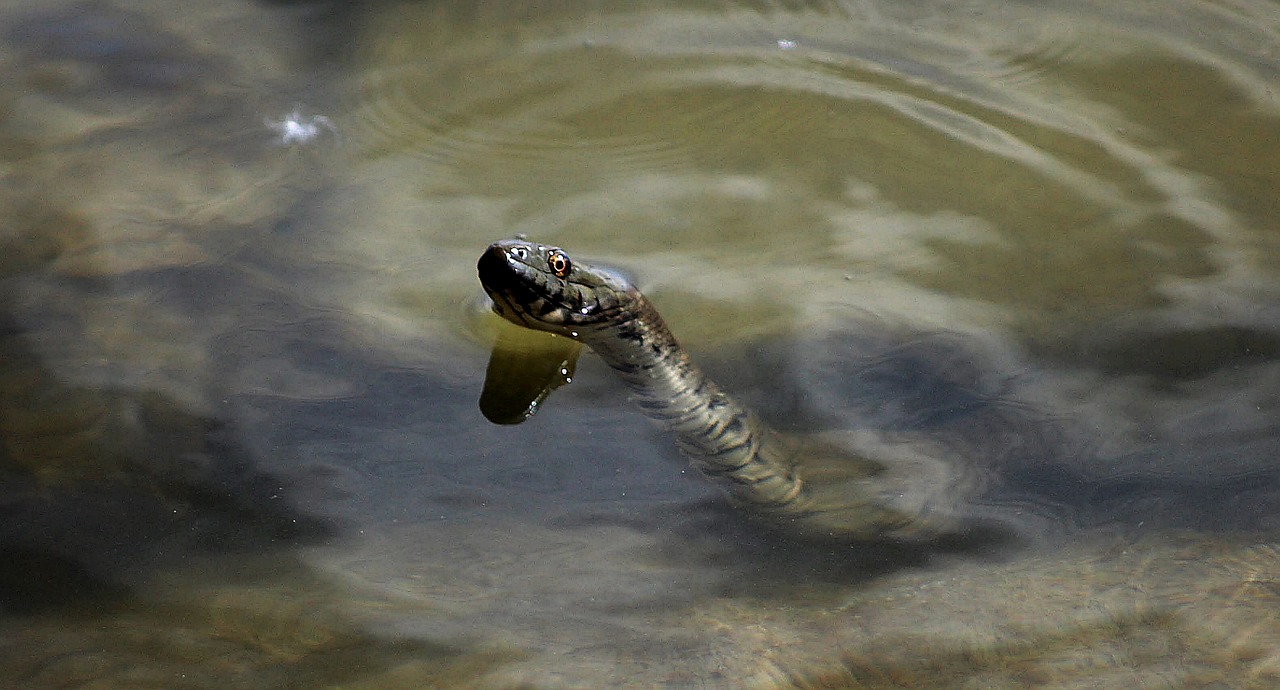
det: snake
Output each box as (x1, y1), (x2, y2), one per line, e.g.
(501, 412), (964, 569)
(477, 239), (978, 539)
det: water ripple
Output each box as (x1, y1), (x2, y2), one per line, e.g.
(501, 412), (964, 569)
(346, 2), (1145, 215)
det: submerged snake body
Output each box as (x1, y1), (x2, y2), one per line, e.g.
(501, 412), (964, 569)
(478, 239), (937, 538)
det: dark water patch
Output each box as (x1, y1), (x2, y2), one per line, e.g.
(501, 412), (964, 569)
(0, 567), (517, 689)
(635, 498), (1022, 600)
(0, 546), (129, 616)
(1001, 460), (1280, 534)
(1045, 324), (1280, 382)
(0, 299), (331, 600)
(0, 204), (84, 276)
(692, 320), (1280, 539)
(7, 3), (227, 102)
(717, 324), (1063, 471)
(252, 0), (365, 70)
(816, 336), (1024, 432)
(196, 277), (714, 529)
(708, 326), (1021, 433)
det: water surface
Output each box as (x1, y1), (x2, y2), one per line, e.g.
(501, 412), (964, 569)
(1, 0), (1278, 687)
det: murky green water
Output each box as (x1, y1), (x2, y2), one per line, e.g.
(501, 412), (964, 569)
(2, 0), (1278, 687)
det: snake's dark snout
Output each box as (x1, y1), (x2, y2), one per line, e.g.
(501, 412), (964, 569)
(477, 243), (514, 288)
(479, 243), (542, 313)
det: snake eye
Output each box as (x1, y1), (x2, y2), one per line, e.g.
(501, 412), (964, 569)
(548, 250), (571, 278)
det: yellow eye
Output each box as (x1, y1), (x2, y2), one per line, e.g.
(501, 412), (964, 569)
(548, 250), (571, 277)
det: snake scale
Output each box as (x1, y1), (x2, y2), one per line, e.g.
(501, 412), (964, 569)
(478, 239), (976, 539)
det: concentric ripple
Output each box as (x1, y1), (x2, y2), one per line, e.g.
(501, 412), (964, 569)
(346, 2), (1130, 198)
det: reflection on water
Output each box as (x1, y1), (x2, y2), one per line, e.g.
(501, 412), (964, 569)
(1, 0), (1278, 686)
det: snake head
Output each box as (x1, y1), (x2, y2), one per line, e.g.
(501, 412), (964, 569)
(478, 240), (634, 337)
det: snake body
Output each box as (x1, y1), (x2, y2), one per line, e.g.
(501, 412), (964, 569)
(478, 239), (946, 538)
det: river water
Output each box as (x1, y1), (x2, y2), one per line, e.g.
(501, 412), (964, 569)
(1, 0), (1278, 687)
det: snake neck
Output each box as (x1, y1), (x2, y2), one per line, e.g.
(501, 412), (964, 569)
(580, 292), (808, 513)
